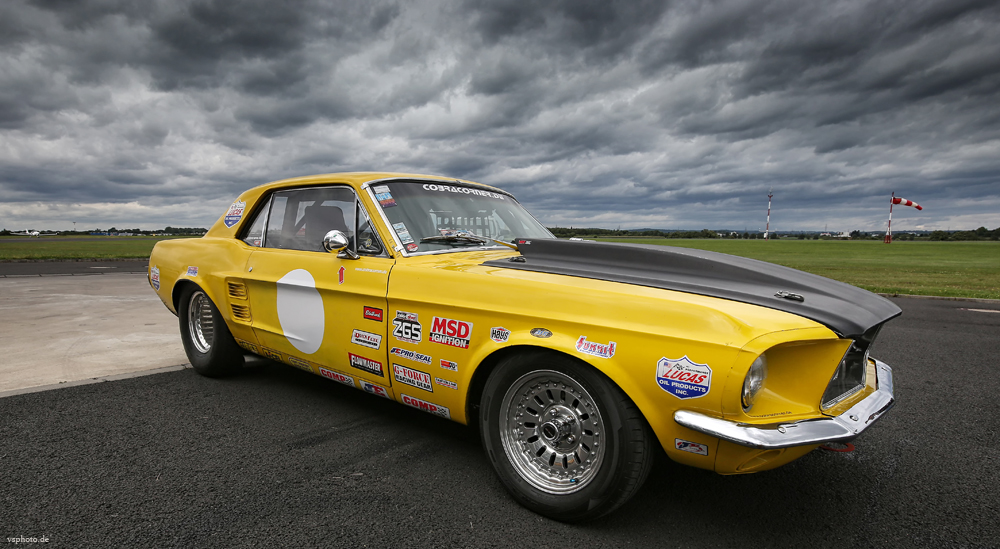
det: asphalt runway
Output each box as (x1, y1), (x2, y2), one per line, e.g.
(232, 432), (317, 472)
(0, 260), (148, 277)
(2, 297), (998, 548)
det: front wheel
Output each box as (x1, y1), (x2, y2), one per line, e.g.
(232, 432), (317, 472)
(178, 285), (244, 377)
(480, 351), (654, 521)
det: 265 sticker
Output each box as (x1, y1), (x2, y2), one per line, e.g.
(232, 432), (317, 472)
(392, 311), (422, 344)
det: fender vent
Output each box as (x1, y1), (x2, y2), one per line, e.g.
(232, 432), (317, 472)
(228, 282), (248, 300)
(231, 304), (251, 323)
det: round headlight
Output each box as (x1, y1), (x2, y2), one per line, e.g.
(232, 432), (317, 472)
(742, 354), (768, 410)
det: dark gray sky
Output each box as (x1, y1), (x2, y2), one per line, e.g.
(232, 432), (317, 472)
(2, 0), (998, 232)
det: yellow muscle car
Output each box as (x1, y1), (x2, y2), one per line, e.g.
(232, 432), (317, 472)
(149, 172), (899, 521)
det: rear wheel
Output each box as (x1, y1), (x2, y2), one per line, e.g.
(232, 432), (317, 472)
(178, 285), (243, 377)
(480, 351), (654, 521)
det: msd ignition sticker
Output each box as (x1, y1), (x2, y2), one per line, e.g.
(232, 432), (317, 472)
(351, 329), (382, 350)
(576, 336), (616, 358)
(390, 347), (432, 365)
(319, 367), (355, 387)
(393, 363), (433, 392)
(373, 185), (397, 208)
(224, 200), (246, 228)
(363, 306), (383, 322)
(401, 394), (451, 419)
(656, 356), (712, 399)
(149, 265), (160, 290)
(186, 266), (198, 277)
(348, 352), (384, 377)
(430, 316), (473, 349)
(361, 380), (391, 399)
(392, 311), (422, 344)
(675, 439), (709, 456)
(392, 222), (414, 245)
(490, 327), (510, 343)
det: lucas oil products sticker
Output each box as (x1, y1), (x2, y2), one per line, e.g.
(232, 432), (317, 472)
(224, 200), (246, 228)
(430, 317), (473, 349)
(656, 356), (711, 399)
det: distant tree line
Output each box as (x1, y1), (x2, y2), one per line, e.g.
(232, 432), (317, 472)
(0, 227), (207, 236)
(928, 227), (1000, 240)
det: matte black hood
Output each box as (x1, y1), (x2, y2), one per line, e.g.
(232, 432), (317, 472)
(482, 239), (901, 338)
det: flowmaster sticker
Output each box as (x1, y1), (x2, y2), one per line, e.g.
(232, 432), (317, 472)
(576, 336), (616, 358)
(319, 367), (355, 387)
(393, 363), (433, 392)
(224, 200), (246, 228)
(348, 352), (384, 377)
(186, 266), (198, 277)
(434, 377), (458, 390)
(149, 265), (160, 290)
(656, 356), (712, 399)
(401, 394), (451, 419)
(392, 311), (422, 344)
(490, 327), (510, 343)
(351, 329), (382, 350)
(440, 359), (458, 372)
(361, 380), (391, 399)
(430, 316), (473, 349)
(675, 439), (709, 456)
(390, 347), (432, 365)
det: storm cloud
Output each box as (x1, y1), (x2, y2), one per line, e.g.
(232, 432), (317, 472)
(1, 0), (998, 232)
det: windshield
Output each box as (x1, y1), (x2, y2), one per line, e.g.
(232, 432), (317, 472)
(373, 181), (553, 254)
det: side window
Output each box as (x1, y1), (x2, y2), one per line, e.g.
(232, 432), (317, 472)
(264, 187), (356, 252)
(242, 203), (268, 247)
(356, 204), (384, 256)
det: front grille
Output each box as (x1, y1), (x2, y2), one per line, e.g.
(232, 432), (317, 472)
(231, 304), (251, 323)
(821, 324), (882, 410)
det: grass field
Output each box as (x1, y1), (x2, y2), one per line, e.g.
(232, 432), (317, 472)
(0, 236), (196, 261)
(2, 235), (997, 299)
(594, 238), (1000, 300)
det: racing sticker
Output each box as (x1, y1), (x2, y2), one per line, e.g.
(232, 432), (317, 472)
(224, 200), (246, 228)
(401, 394), (451, 419)
(656, 356), (712, 399)
(361, 380), (391, 399)
(363, 306), (384, 322)
(392, 311), (422, 344)
(430, 316), (473, 349)
(420, 183), (505, 200)
(149, 265), (160, 290)
(490, 327), (511, 343)
(576, 336), (616, 358)
(186, 266), (198, 277)
(373, 185), (397, 208)
(348, 352), (384, 377)
(338, 266), (345, 285)
(351, 329), (382, 350)
(261, 347), (283, 361)
(406, 242), (419, 252)
(440, 359), (458, 372)
(235, 338), (258, 354)
(319, 367), (355, 387)
(434, 377), (458, 390)
(287, 355), (313, 373)
(390, 347), (432, 365)
(392, 222), (414, 245)
(393, 363), (433, 392)
(675, 439), (709, 456)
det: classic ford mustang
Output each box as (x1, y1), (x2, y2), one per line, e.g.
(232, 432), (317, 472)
(149, 172), (899, 520)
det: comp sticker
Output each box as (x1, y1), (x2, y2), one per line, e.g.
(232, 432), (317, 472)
(656, 356), (712, 399)
(224, 200), (246, 228)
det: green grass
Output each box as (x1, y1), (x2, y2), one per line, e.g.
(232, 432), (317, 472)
(593, 238), (1000, 300)
(0, 235), (197, 261)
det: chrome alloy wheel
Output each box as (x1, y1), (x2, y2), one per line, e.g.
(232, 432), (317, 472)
(187, 291), (215, 354)
(499, 370), (606, 494)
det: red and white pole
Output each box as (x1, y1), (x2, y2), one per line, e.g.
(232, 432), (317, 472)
(765, 188), (772, 240)
(884, 192), (894, 244)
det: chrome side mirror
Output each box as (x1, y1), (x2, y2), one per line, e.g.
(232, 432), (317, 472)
(322, 230), (350, 252)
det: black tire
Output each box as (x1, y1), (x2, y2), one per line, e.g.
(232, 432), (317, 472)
(479, 350), (654, 521)
(178, 285), (244, 377)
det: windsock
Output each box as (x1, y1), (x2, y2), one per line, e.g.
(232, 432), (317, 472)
(892, 197), (922, 210)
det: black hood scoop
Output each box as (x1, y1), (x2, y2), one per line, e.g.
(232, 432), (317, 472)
(482, 239), (901, 338)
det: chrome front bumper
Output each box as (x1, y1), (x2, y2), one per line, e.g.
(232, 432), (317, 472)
(674, 359), (895, 450)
